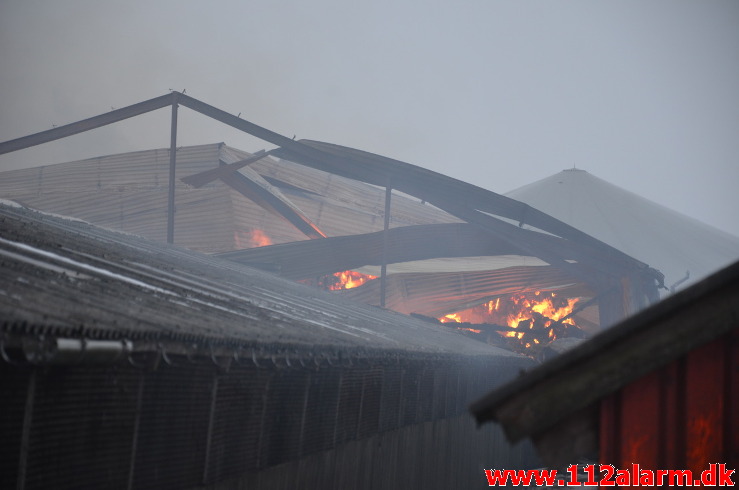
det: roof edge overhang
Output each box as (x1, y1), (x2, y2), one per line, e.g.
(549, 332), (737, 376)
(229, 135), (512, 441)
(469, 259), (739, 442)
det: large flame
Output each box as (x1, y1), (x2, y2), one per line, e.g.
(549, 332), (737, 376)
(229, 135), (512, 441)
(327, 270), (378, 290)
(234, 228), (272, 248)
(501, 291), (578, 338)
(438, 291), (580, 352)
(297, 270), (378, 291)
(440, 313), (462, 323)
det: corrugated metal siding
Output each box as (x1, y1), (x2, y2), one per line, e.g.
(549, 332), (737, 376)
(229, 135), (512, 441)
(132, 365), (213, 490)
(0, 144), (220, 190)
(356, 366), (383, 439)
(206, 367), (271, 482)
(335, 370), (365, 444)
(260, 369), (308, 467)
(599, 328), (739, 474)
(401, 363), (422, 426)
(378, 363), (404, 432)
(0, 364), (29, 490)
(225, 144), (461, 242)
(418, 366), (436, 422)
(24, 367), (139, 490)
(0, 143), (458, 254)
(224, 416), (510, 490)
(2, 355), (538, 490)
(230, 189), (308, 247)
(300, 368), (342, 455)
(0, 144), (242, 253)
(342, 266), (591, 316)
(239, 147), (460, 232)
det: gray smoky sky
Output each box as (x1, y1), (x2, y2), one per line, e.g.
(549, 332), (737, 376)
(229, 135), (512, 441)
(1, 1), (738, 235)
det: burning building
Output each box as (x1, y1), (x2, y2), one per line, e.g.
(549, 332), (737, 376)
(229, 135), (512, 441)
(0, 202), (537, 489)
(470, 259), (739, 475)
(0, 92), (687, 486)
(0, 93), (672, 360)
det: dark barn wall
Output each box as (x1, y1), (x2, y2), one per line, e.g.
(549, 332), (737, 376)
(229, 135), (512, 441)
(221, 415), (528, 490)
(1, 352), (537, 490)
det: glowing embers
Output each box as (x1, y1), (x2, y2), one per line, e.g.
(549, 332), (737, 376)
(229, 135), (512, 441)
(438, 291), (582, 354)
(234, 228), (272, 248)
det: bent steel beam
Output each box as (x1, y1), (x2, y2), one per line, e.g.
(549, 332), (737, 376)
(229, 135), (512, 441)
(0, 91), (662, 299)
(216, 223), (565, 280)
(278, 141), (657, 275)
(181, 150), (271, 188)
(0, 93), (174, 155)
(218, 164), (326, 240)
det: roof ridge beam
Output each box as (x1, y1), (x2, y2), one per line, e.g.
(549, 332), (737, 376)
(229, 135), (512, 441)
(0, 93), (175, 155)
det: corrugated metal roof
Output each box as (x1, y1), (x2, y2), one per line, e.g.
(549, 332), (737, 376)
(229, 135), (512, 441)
(0, 143), (460, 254)
(0, 144), (244, 253)
(0, 202), (527, 360)
(505, 168), (739, 290)
(249, 155), (460, 233)
(340, 267), (590, 317)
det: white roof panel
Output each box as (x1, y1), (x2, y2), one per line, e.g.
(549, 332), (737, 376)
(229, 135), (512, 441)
(505, 169), (739, 290)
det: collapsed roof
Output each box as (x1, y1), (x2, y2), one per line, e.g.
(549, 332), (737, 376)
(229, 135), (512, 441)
(0, 201), (520, 360)
(0, 92), (664, 339)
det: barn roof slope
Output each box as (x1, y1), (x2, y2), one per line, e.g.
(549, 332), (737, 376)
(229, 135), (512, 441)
(0, 201), (528, 361)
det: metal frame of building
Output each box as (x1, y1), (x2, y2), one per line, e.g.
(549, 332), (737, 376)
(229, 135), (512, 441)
(0, 92), (664, 329)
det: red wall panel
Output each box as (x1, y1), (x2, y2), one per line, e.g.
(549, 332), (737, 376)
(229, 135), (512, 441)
(600, 329), (738, 486)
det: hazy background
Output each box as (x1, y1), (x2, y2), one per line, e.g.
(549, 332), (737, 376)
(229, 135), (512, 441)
(1, 0), (737, 235)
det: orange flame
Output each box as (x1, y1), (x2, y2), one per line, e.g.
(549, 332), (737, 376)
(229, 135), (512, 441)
(440, 313), (462, 323)
(437, 291), (580, 351)
(234, 228), (272, 248)
(500, 293), (578, 339)
(327, 270), (378, 290)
